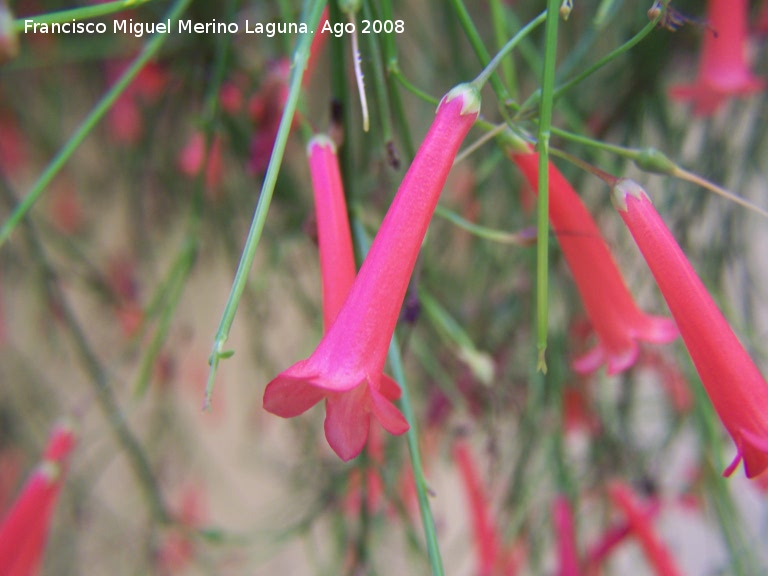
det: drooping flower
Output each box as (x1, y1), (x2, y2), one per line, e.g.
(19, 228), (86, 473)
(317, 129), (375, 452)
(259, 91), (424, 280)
(639, 350), (693, 414)
(248, 60), (292, 175)
(453, 439), (500, 576)
(306, 135), (358, 331)
(668, 0), (764, 116)
(261, 134), (403, 460)
(613, 179), (768, 478)
(178, 131), (224, 195)
(506, 143), (678, 375)
(155, 483), (208, 574)
(105, 60), (168, 144)
(585, 498), (660, 574)
(607, 482), (682, 576)
(0, 421), (76, 576)
(553, 495), (581, 576)
(263, 85), (480, 461)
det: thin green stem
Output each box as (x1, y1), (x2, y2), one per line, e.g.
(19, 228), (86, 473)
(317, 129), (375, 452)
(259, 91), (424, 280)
(553, 17), (657, 100)
(328, 0), (354, 203)
(378, 0), (422, 161)
(387, 335), (444, 576)
(535, 0), (560, 373)
(518, 14), (660, 117)
(390, 69), (439, 107)
(0, 176), (169, 523)
(489, 0), (517, 98)
(448, 0), (512, 109)
(470, 11), (547, 91)
(135, 0), (235, 399)
(0, 0), (192, 247)
(351, 212), (444, 576)
(362, 0), (395, 147)
(204, 0), (327, 410)
(133, 238), (196, 398)
(549, 127), (768, 218)
(14, 0), (154, 31)
(435, 205), (535, 245)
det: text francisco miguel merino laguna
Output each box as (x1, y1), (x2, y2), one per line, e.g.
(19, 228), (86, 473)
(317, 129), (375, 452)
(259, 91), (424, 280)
(24, 19), (308, 38)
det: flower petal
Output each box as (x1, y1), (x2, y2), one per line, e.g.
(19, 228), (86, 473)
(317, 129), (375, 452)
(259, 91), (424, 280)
(379, 374), (402, 401)
(324, 384), (371, 461)
(369, 386), (409, 435)
(263, 360), (326, 418)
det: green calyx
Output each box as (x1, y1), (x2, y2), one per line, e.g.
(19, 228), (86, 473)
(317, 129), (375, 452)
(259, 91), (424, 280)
(440, 83), (482, 116)
(307, 134), (337, 156)
(611, 178), (650, 212)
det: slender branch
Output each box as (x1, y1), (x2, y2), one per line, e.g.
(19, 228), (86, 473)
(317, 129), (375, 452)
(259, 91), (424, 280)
(204, 0), (327, 409)
(0, 0), (193, 247)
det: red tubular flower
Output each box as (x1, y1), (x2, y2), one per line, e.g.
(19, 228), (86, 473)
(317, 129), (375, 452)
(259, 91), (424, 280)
(669, 0), (764, 116)
(178, 131), (224, 195)
(453, 440), (499, 576)
(585, 500), (660, 575)
(607, 482), (682, 576)
(553, 495), (581, 576)
(0, 421), (76, 576)
(613, 179), (768, 478)
(306, 136), (358, 331)
(263, 85), (480, 461)
(507, 145), (678, 375)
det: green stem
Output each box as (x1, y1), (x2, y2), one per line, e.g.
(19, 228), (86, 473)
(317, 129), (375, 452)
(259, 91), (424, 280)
(14, 0), (155, 30)
(549, 127), (768, 218)
(489, 0), (517, 98)
(518, 15), (660, 117)
(470, 11), (547, 91)
(328, 0), (354, 204)
(535, 0), (560, 373)
(351, 216), (444, 576)
(204, 0), (327, 410)
(0, 0), (192, 247)
(387, 334), (444, 576)
(390, 69), (439, 107)
(434, 205), (535, 245)
(135, 0), (235, 400)
(133, 238), (196, 398)
(447, 0), (512, 109)
(362, 0), (395, 147)
(0, 176), (169, 523)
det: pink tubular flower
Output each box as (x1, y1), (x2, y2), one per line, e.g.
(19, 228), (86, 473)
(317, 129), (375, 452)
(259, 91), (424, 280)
(613, 179), (768, 478)
(607, 482), (681, 576)
(262, 133), (404, 460)
(669, 0), (764, 116)
(306, 135), (358, 331)
(178, 131), (224, 195)
(507, 145), (678, 375)
(585, 500), (660, 575)
(105, 60), (168, 144)
(453, 440), (499, 576)
(553, 495), (581, 576)
(263, 85), (480, 461)
(0, 421), (76, 576)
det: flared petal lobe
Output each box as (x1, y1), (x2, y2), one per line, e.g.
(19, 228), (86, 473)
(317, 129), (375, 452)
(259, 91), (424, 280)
(509, 147), (677, 375)
(613, 179), (768, 478)
(263, 86), (480, 460)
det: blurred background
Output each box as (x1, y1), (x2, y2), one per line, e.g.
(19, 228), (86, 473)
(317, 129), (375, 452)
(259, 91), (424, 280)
(1, 0), (768, 574)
